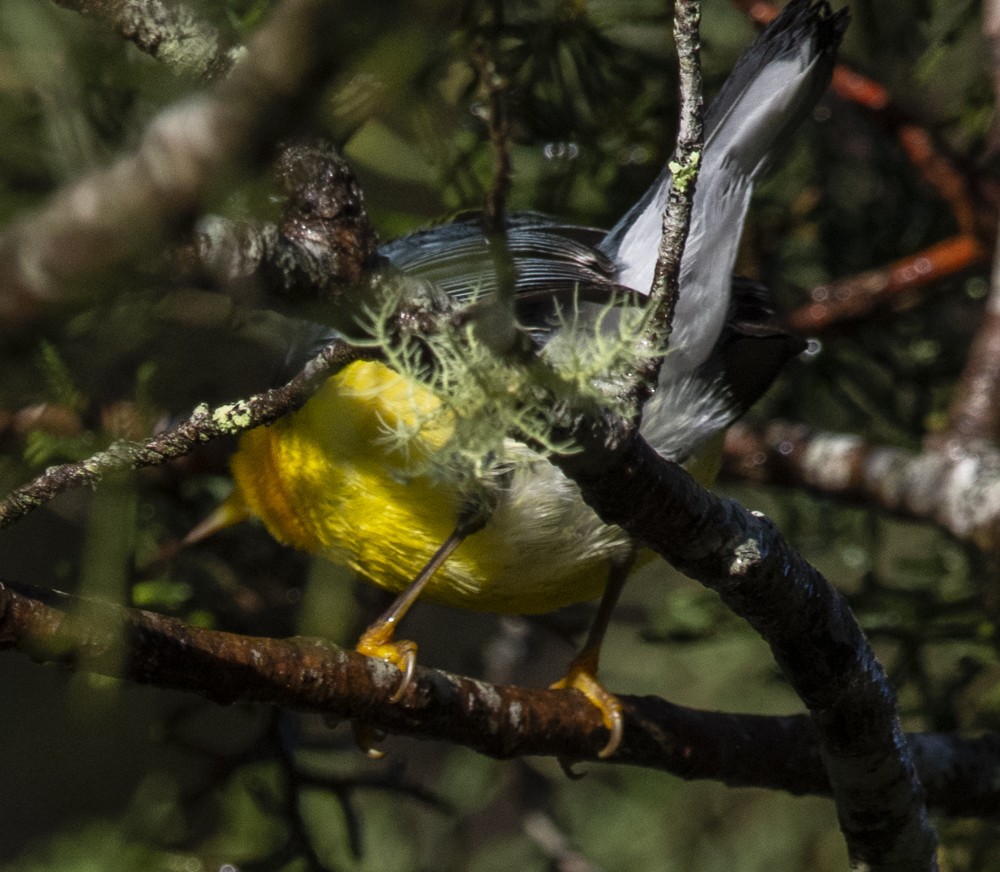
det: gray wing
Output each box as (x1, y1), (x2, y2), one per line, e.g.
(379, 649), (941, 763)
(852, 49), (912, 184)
(639, 278), (806, 462)
(379, 211), (630, 318)
(601, 0), (846, 388)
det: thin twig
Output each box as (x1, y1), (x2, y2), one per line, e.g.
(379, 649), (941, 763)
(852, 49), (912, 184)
(638, 0), (703, 398)
(470, 2), (520, 357)
(0, 342), (364, 530)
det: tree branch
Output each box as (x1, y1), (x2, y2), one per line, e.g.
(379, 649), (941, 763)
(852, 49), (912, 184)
(936, 23), (1000, 446)
(0, 0), (346, 335)
(51, 0), (243, 80)
(465, 4), (521, 359)
(723, 420), (1000, 555)
(0, 578), (996, 820)
(639, 0), (703, 396)
(0, 342), (364, 531)
(784, 234), (987, 335)
(0, 5), (945, 867)
(552, 422), (938, 870)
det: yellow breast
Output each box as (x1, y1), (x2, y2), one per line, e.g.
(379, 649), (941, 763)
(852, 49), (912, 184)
(229, 360), (633, 613)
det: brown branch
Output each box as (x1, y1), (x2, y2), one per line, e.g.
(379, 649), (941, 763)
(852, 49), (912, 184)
(985, 0), (1000, 156)
(741, 2), (992, 339)
(475, 3), (513, 239)
(830, 65), (984, 237)
(742, 2), (987, 238)
(0, 0), (346, 336)
(0, 341), (364, 531)
(723, 420), (1000, 554)
(0, 578), (996, 819)
(894, 123), (980, 238)
(936, 10), (1000, 446)
(51, 0), (243, 80)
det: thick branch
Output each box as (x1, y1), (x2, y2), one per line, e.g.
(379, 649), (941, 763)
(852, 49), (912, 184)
(553, 420), (937, 870)
(52, 0), (243, 80)
(940, 158), (1000, 445)
(0, 579), (996, 819)
(723, 420), (1000, 554)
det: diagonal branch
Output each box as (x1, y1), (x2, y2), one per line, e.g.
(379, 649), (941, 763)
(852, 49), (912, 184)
(0, 0), (347, 336)
(0, 342), (365, 531)
(934, 7), (1000, 448)
(552, 420), (937, 870)
(784, 234), (987, 334)
(51, 0), (243, 80)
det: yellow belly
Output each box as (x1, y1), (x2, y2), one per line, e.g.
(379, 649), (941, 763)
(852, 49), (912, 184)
(230, 360), (634, 614)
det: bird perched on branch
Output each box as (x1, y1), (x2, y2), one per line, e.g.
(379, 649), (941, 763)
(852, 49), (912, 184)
(208, 0), (848, 758)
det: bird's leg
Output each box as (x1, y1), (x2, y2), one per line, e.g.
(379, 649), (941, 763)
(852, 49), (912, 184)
(551, 548), (637, 759)
(355, 501), (490, 703)
(352, 502), (489, 758)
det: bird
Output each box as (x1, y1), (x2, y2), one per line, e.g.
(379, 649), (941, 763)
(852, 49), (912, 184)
(210, 0), (848, 758)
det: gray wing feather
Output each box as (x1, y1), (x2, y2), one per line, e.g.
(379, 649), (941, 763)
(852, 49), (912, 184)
(601, 0), (846, 387)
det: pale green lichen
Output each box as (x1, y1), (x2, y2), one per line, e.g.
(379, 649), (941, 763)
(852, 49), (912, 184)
(211, 402), (254, 431)
(668, 150), (701, 192)
(357, 283), (657, 493)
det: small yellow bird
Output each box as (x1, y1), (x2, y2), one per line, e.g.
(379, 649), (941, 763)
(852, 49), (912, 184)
(215, 1), (847, 757)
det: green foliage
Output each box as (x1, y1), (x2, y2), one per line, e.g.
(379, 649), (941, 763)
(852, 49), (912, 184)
(35, 340), (85, 412)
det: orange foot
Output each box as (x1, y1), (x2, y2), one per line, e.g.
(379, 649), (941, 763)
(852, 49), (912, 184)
(551, 651), (623, 760)
(355, 621), (418, 704)
(352, 622), (418, 759)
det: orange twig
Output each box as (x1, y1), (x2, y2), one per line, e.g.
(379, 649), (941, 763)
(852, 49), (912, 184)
(785, 234), (987, 334)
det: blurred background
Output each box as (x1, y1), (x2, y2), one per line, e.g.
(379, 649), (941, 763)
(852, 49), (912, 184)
(0, 0), (997, 869)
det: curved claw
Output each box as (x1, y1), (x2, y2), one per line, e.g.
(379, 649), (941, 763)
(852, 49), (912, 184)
(352, 721), (387, 759)
(355, 627), (419, 704)
(352, 624), (420, 759)
(389, 646), (417, 703)
(551, 660), (624, 759)
(597, 705), (624, 759)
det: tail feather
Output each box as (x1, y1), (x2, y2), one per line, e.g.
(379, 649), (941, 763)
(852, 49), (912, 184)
(704, 0), (847, 178)
(601, 0), (847, 382)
